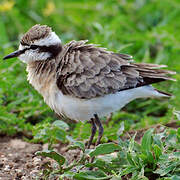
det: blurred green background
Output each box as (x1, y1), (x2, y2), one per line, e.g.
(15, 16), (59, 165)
(0, 0), (179, 140)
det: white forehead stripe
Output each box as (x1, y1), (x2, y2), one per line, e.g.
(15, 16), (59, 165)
(19, 44), (23, 50)
(33, 32), (61, 46)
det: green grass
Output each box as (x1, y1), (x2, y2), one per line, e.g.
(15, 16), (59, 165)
(1, 0), (179, 137)
(36, 126), (180, 179)
(0, 0), (180, 179)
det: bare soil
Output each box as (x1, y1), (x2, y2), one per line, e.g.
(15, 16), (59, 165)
(0, 122), (178, 180)
(0, 137), (81, 180)
(0, 137), (46, 180)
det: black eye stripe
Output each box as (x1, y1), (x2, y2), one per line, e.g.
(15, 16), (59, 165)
(21, 44), (62, 58)
(30, 45), (39, 50)
(38, 46), (50, 52)
(29, 45), (50, 51)
(37, 45), (62, 57)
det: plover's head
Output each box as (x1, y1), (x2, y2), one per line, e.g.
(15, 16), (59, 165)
(3, 24), (62, 63)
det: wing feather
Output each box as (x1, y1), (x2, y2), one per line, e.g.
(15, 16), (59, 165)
(56, 40), (175, 99)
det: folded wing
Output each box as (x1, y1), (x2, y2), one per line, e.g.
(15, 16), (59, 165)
(56, 40), (175, 99)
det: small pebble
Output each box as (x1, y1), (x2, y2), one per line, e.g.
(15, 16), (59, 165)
(4, 165), (10, 171)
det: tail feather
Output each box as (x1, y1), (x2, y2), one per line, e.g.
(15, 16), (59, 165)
(154, 88), (172, 97)
(133, 63), (176, 87)
(133, 63), (167, 70)
(119, 63), (176, 95)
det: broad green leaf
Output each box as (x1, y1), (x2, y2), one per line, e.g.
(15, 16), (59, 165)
(153, 144), (162, 160)
(154, 152), (180, 176)
(52, 120), (69, 130)
(54, 128), (66, 142)
(66, 135), (76, 143)
(141, 128), (154, 154)
(146, 151), (154, 164)
(172, 175), (180, 180)
(69, 141), (85, 151)
(159, 178), (172, 180)
(98, 153), (118, 163)
(74, 170), (110, 180)
(121, 166), (138, 176)
(127, 152), (136, 166)
(177, 128), (180, 143)
(173, 110), (180, 120)
(165, 131), (179, 150)
(137, 167), (149, 180)
(158, 175), (180, 180)
(89, 143), (120, 157)
(35, 150), (65, 166)
(86, 159), (115, 173)
(153, 131), (167, 148)
(60, 171), (75, 179)
(128, 132), (137, 152)
(154, 163), (177, 176)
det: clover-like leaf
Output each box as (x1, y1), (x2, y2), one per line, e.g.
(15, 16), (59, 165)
(35, 150), (65, 166)
(141, 128), (154, 154)
(74, 170), (110, 180)
(52, 120), (69, 130)
(68, 141), (85, 152)
(89, 143), (120, 157)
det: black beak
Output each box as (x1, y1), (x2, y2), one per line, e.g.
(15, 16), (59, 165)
(3, 50), (24, 60)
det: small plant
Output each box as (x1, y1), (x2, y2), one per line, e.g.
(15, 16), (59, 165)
(36, 127), (180, 179)
(33, 120), (69, 149)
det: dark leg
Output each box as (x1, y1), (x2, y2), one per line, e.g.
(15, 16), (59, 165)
(87, 118), (97, 149)
(94, 114), (104, 146)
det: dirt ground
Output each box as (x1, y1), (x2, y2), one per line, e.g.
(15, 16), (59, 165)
(0, 137), (43, 179)
(0, 122), (178, 180)
(0, 137), (81, 180)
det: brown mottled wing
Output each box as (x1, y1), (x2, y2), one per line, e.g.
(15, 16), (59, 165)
(56, 40), (175, 99)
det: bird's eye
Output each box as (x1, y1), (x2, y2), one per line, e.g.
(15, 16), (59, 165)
(30, 45), (39, 50)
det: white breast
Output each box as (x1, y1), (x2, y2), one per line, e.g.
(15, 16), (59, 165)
(49, 85), (167, 121)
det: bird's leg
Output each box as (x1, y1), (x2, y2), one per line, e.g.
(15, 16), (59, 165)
(87, 118), (97, 149)
(94, 114), (104, 146)
(87, 115), (103, 167)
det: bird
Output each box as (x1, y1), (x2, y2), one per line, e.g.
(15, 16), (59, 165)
(3, 24), (176, 148)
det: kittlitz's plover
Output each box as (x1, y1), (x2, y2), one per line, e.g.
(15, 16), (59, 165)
(3, 25), (176, 148)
